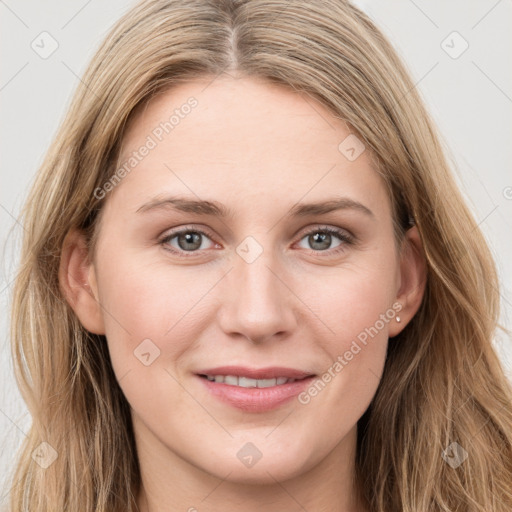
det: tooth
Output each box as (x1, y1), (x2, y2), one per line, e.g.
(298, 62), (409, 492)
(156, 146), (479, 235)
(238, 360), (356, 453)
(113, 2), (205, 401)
(224, 375), (238, 386)
(257, 378), (277, 388)
(238, 377), (258, 388)
(206, 375), (297, 387)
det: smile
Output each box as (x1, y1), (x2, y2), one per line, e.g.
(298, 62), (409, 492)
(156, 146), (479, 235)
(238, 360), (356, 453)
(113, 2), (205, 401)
(196, 372), (316, 413)
(200, 374), (301, 388)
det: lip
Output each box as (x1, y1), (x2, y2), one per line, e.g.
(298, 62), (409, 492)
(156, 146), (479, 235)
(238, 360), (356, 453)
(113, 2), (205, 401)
(195, 366), (316, 413)
(195, 366), (314, 380)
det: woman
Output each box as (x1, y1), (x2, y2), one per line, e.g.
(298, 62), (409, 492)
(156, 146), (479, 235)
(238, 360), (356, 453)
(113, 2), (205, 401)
(8, 0), (512, 510)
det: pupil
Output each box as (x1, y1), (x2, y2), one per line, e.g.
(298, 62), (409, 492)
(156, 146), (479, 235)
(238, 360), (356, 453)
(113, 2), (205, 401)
(178, 232), (201, 251)
(310, 232), (331, 250)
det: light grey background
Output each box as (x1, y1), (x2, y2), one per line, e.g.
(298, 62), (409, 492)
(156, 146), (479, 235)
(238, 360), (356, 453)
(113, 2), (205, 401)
(1, 0), (511, 502)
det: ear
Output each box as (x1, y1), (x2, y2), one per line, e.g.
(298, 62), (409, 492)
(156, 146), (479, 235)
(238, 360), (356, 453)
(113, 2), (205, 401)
(388, 225), (427, 337)
(58, 229), (105, 335)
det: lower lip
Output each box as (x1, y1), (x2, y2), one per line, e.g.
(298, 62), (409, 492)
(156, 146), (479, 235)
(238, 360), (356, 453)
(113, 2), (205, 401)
(196, 375), (316, 412)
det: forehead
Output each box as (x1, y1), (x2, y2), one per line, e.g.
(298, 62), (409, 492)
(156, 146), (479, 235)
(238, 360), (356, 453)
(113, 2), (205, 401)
(108, 75), (388, 217)
(122, 75), (356, 163)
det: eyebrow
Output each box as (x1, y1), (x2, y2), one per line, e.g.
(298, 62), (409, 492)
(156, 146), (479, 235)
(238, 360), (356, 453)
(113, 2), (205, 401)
(135, 195), (374, 219)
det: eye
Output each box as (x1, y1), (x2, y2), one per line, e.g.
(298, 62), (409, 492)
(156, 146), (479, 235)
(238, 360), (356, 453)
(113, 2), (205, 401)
(296, 226), (354, 253)
(160, 227), (217, 255)
(159, 225), (354, 257)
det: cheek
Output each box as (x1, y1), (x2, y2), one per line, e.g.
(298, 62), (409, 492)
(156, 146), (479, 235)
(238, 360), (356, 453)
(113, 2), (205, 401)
(94, 252), (219, 375)
(298, 257), (398, 352)
(293, 258), (397, 418)
(93, 255), (223, 428)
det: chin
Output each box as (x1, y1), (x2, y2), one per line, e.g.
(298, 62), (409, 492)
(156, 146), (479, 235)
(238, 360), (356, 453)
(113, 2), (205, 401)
(196, 446), (314, 484)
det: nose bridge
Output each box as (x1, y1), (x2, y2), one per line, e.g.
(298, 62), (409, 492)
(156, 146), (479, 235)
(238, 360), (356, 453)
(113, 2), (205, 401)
(219, 238), (296, 342)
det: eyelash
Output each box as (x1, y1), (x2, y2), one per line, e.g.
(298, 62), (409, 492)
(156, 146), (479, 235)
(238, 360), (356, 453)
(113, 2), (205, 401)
(159, 225), (355, 258)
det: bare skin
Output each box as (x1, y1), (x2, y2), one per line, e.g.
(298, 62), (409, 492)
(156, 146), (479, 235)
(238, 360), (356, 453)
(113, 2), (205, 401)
(60, 74), (426, 512)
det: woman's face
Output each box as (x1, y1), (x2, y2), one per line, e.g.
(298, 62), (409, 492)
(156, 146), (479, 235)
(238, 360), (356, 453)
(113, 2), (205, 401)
(69, 75), (423, 485)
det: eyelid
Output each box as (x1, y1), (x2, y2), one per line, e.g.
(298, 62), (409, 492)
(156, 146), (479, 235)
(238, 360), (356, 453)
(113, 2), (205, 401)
(296, 224), (354, 241)
(160, 224), (216, 239)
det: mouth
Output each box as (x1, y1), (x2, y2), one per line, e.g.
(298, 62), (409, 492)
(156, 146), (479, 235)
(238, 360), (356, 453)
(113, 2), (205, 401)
(194, 366), (316, 412)
(197, 374), (310, 388)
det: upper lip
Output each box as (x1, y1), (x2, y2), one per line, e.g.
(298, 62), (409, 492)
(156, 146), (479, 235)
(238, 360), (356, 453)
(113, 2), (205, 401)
(196, 366), (315, 380)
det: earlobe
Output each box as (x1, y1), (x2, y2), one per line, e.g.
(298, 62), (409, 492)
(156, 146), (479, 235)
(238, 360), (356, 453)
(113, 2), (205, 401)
(389, 226), (427, 337)
(58, 229), (105, 335)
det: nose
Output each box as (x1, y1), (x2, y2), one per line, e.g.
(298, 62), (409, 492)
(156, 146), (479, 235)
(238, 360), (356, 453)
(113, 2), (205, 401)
(217, 249), (298, 344)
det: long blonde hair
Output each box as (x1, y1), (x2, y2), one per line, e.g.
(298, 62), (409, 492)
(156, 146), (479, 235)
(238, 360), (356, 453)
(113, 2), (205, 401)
(8, 0), (512, 510)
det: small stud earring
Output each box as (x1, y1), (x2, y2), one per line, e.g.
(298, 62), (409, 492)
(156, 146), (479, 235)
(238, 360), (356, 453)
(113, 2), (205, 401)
(396, 316), (401, 323)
